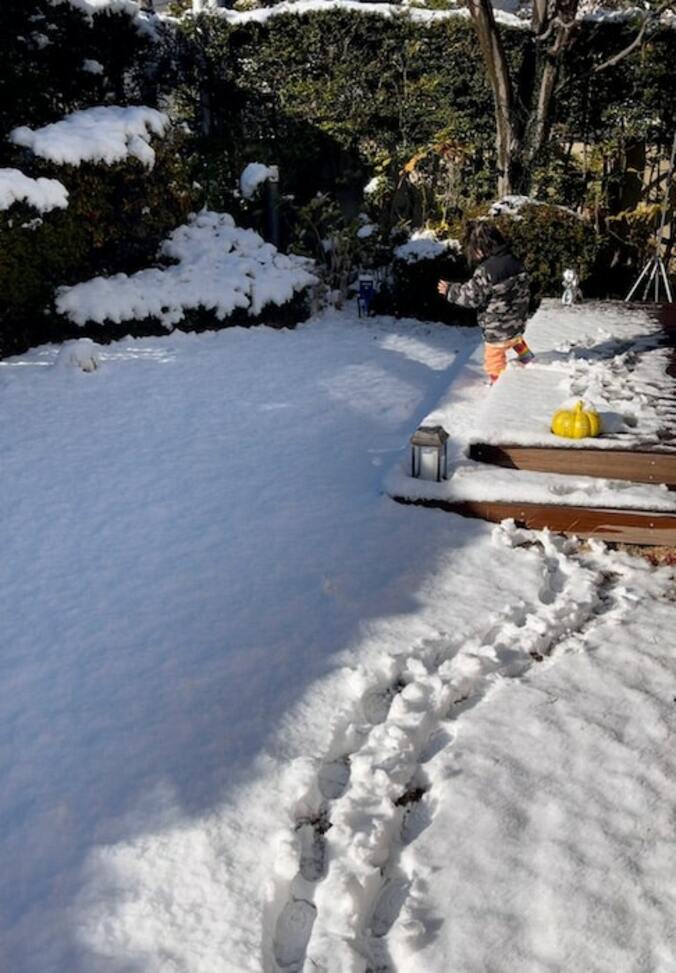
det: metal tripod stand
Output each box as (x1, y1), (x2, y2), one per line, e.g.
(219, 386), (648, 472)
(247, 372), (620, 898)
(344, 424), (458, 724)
(626, 131), (675, 303)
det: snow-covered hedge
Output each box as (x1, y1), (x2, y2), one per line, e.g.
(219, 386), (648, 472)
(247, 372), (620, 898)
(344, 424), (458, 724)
(11, 107), (170, 169)
(55, 210), (318, 330)
(393, 230), (461, 265)
(383, 232), (469, 325)
(0, 127), (193, 358)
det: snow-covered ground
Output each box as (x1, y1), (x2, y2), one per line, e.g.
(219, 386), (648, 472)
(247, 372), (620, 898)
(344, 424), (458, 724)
(1, 308), (675, 972)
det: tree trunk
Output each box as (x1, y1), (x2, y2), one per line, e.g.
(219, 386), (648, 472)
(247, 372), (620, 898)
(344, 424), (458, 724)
(467, 0), (519, 196)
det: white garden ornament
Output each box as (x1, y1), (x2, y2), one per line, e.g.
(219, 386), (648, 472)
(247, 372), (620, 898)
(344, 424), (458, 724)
(561, 268), (583, 305)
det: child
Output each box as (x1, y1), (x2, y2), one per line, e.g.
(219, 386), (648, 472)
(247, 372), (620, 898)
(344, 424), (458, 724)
(438, 223), (534, 384)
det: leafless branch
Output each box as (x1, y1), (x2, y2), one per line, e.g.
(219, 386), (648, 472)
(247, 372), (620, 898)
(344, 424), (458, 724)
(592, 0), (675, 74)
(535, 15), (576, 43)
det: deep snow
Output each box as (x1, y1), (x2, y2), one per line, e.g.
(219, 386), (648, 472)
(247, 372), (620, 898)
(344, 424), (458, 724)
(1, 309), (674, 972)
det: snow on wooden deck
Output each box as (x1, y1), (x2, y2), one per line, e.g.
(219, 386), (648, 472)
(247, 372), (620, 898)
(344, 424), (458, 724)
(471, 300), (674, 452)
(386, 300), (676, 515)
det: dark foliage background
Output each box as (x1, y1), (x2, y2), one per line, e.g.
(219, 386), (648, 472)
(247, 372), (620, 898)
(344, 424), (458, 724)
(1, 3), (674, 354)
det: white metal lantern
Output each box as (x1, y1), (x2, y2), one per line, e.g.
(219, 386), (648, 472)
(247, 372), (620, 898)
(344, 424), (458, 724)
(410, 425), (449, 481)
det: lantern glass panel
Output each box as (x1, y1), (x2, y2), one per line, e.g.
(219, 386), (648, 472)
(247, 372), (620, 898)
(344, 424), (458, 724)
(420, 446), (439, 480)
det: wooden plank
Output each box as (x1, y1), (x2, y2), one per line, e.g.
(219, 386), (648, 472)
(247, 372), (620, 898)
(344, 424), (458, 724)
(393, 496), (676, 546)
(469, 442), (676, 489)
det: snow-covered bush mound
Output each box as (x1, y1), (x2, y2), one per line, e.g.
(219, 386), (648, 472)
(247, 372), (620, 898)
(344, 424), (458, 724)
(54, 338), (102, 372)
(55, 211), (318, 329)
(0, 168), (68, 213)
(394, 229), (461, 264)
(10, 106), (170, 169)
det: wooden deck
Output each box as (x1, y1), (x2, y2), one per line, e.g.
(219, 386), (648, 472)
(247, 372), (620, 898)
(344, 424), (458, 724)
(394, 497), (676, 546)
(393, 303), (676, 546)
(468, 443), (676, 489)
(468, 307), (676, 502)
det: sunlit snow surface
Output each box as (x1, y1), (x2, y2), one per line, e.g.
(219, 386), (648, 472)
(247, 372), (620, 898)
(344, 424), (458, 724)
(1, 310), (675, 972)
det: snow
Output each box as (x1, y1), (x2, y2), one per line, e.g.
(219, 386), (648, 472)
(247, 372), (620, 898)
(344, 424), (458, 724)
(10, 106), (170, 169)
(0, 168), (69, 213)
(82, 58), (104, 74)
(0, 310), (473, 971)
(393, 229), (461, 264)
(364, 175), (386, 196)
(240, 162), (277, 199)
(55, 210), (318, 327)
(489, 193), (539, 216)
(472, 301), (672, 450)
(2, 303), (675, 972)
(55, 337), (102, 372)
(46, 0), (161, 37)
(489, 194), (582, 220)
(211, 0), (528, 29)
(386, 300), (676, 512)
(356, 223), (376, 239)
(388, 537), (676, 973)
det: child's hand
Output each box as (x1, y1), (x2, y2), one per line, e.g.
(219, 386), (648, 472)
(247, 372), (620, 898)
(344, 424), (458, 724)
(437, 279), (450, 298)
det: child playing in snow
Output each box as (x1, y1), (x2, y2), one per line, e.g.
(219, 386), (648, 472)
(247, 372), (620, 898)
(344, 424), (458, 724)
(437, 223), (534, 384)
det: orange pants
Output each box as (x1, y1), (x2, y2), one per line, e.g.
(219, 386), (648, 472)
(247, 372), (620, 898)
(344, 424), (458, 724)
(484, 335), (533, 382)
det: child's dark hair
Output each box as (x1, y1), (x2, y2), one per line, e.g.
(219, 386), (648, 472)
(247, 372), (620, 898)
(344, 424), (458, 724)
(464, 222), (507, 266)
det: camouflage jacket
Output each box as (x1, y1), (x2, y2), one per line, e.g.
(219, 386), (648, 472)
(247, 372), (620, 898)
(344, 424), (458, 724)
(446, 247), (530, 344)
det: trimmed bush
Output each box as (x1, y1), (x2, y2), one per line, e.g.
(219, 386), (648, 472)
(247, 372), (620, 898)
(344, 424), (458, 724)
(0, 134), (194, 357)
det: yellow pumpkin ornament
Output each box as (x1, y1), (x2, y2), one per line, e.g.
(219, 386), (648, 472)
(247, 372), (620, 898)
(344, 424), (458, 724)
(551, 400), (602, 439)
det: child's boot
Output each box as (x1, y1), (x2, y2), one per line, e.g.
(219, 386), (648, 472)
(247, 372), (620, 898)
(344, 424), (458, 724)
(512, 336), (535, 364)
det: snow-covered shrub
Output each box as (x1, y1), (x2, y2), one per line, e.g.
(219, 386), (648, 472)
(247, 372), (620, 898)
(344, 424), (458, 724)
(10, 107), (170, 170)
(385, 232), (470, 324)
(54, 211), (317, 334)
(0, 131), (193, 358)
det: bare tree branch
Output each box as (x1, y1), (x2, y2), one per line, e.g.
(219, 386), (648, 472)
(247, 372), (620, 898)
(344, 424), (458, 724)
(592, 0), (674, 74)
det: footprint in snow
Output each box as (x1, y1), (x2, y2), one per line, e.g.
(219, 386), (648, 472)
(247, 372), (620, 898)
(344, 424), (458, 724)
(401, 797), (434, 846)
(273, 899), (317, 970)
(317, 756), (351, 800)
(361, 680), (405, 725)
(297, 822), (326, 883)
(370, 880), (410, 938)
(419, 728), (453, 764)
